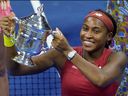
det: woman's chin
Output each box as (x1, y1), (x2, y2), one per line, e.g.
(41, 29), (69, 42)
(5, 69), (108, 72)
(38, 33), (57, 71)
(83, 46), (95, 52)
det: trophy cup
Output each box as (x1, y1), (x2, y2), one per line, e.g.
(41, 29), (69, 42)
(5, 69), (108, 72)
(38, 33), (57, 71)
(12, 4), (52, 67)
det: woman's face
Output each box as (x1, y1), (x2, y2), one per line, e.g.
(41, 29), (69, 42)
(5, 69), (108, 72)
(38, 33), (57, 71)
(80, 17), (112, 52)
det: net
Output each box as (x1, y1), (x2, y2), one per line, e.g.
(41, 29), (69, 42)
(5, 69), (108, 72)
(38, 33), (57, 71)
(9, 67), (61, 96)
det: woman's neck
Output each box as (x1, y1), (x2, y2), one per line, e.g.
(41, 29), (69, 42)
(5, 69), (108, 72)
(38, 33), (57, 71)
(83, 47), (105, 62)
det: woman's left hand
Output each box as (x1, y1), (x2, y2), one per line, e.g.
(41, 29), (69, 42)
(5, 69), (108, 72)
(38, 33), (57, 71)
(51, 27), (73, 54)
(0, 12), (15, 37)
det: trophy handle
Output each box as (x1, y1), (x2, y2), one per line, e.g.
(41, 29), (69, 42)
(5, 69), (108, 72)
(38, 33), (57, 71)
(8, 17), (21, 44)
(40, 30), (53, 53)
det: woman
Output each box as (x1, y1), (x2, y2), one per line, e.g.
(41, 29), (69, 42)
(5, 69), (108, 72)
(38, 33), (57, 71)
(0, 0), (14, 96)
(1, 9), (127, 96)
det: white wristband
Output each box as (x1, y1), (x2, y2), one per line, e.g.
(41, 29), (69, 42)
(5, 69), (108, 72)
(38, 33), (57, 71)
(67, 50), (77, 60)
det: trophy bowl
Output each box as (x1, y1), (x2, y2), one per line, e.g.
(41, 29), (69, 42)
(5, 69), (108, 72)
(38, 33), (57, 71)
(12, 4), (51, 67)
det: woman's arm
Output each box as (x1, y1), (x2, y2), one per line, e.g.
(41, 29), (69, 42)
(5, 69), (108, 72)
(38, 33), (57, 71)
(65, 51), (127, 87)
(5, 46), (62, 76)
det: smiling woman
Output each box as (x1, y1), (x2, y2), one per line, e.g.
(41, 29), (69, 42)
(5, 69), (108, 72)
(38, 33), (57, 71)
(60, 10), (126, 96)
(7, 3), (107, 95)
(1, 7), (127, 96)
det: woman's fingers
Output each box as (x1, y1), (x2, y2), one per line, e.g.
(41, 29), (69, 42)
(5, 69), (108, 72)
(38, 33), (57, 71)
(0, 16), (15, 37)
(52, 27), (63, 39)
(51, 27), (66, 51)
(9, 12), (16, 19)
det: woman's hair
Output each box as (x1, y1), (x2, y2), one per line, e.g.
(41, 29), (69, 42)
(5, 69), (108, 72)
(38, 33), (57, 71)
(94, 9), (117, 48)
(95, 9), (117, 37)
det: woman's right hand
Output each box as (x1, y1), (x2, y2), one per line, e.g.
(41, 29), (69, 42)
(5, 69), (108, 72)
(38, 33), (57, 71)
(0, 12), (15, 37)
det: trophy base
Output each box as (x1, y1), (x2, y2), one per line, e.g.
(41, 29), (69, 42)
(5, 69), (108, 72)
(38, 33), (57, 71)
(12, 52), (35, 67)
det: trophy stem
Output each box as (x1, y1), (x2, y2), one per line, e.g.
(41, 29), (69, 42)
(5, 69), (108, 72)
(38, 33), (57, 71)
(12, 51), (35, 67)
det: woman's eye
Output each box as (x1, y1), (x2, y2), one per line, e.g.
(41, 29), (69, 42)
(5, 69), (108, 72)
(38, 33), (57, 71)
(94, 30), (98, 33)
(82, 27), (88, 31)
(93, 29), (100, 33)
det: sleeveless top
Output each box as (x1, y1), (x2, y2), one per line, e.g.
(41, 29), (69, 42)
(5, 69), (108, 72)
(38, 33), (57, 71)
(61, 46), (119, 96)
(0, 1), (12, 33)
(0, 1), (12, 18)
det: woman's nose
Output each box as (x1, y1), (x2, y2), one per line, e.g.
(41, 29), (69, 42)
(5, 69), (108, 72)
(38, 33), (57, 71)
(85, 31), (93, 38)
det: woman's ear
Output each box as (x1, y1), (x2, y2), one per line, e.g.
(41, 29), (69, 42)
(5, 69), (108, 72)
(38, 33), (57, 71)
(107, 32), (113, 41)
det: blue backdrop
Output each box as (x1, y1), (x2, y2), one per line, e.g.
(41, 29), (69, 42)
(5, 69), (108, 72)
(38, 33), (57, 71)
(10, 1), (107, 46)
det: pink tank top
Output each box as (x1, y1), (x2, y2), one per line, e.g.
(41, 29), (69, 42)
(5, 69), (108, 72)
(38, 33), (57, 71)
(61, 46), (119, 96)
(0, 1), (12, 33)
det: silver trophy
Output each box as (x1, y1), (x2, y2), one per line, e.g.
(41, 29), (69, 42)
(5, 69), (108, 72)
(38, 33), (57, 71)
(12, 4), (52, 67)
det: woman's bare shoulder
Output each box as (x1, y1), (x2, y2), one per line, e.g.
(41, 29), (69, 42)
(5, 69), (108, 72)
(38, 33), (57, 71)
(109, 50), (127, 66)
